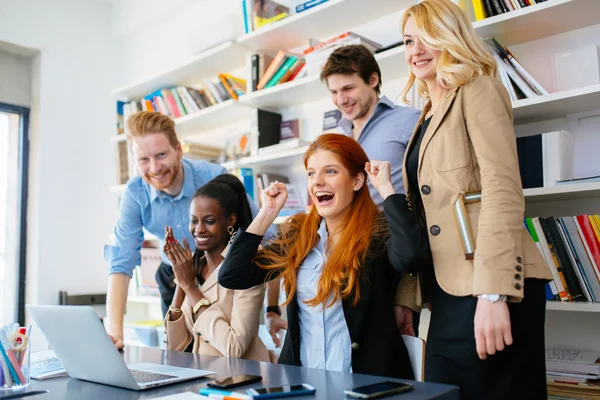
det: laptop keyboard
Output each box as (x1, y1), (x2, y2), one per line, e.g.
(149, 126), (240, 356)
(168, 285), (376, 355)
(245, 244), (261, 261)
(129, 369), (178, 383)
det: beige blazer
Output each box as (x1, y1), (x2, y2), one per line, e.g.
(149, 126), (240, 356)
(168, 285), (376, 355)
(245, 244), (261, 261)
(401, 75), (552, 301)
(165, 264), (270, 362)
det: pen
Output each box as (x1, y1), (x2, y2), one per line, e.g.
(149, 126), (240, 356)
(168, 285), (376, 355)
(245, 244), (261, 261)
(1, 389), (49, 399)
(0, 331), (25, 384)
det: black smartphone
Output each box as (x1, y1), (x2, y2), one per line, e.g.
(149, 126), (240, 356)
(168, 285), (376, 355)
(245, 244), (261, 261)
(247, 383), (316, 399)
(207, 374), (262, 389)
(344, 381), (413, 399)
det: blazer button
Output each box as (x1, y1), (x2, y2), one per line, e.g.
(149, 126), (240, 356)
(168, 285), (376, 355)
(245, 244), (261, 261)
(351, 342), (360, 350)
(514, 283), (522, 290)
(430, 225), (441, 236)
(515, 265), (522, 272)
(514, 274), (522, 281)
(516, 257), (523, 264)
(421, 185), (431, 195)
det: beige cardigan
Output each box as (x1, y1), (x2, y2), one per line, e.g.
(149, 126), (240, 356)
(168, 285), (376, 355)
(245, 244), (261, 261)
(165, 263), (270, 362)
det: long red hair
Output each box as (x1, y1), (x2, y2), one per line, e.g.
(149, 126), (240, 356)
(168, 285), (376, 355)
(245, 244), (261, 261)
(257, 134), (387, 308)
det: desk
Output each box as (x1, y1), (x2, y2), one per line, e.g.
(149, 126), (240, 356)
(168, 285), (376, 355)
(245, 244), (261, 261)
(6, 346), (459, 400)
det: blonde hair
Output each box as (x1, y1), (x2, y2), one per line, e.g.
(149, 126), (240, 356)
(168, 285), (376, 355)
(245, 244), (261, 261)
(126, 111), (179, 148)
(401, 0), (497, 104)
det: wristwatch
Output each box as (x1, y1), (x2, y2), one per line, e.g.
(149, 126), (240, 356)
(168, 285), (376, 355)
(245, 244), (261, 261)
(265, 305), (281, 316)
(193, 298), (211, 314)
(478, 294), (508, 303)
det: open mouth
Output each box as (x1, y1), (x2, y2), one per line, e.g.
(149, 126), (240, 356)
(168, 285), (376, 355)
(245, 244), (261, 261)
(195, 236), (212, 245)
(315, 191), (335, 206)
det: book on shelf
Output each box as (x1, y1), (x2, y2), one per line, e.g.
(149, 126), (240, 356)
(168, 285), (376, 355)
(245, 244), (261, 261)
(296, 0), (329, 13)
(525, 214), (600, 304)
(556, 176), (600, 185)
(323, 109), (342, 131)
(487, 38), (548, 101)
(546, 349), (600, 376)
(303, 32), (382, 76)
(242, 0), (289, 33)
(472, 0), (548, 21)
(258, 118), (309, 155)
(231, 167), (256, 202)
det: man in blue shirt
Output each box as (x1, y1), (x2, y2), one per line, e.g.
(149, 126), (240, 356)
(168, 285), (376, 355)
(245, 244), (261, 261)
(265, 45), (422, 347)
(104, 111), (267, 347)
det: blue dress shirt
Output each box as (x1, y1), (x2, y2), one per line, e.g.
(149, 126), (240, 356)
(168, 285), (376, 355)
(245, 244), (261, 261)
(104, 158), (268, 277)
(297, 218), (352, 372)
(339, 96), (421, 208)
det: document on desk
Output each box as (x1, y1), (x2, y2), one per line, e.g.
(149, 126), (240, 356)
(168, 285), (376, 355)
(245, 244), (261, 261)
(30, 349), (67, 380)
(153, 393), (209, 399)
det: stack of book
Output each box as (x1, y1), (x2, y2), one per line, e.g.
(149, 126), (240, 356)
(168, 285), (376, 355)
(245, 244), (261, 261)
(250, 51), (306, 92)
(525, 215), (600, 303)
(472, 0), (548, 21)
(302, 31), (382, 76)
(180, 140), (223, 163)
(546, 349), (600, 399)
(119, 73), (246, 126)
(486, 38), (548, 101)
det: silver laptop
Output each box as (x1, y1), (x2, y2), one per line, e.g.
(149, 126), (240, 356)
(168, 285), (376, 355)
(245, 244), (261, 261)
(26, 305), (214, 391)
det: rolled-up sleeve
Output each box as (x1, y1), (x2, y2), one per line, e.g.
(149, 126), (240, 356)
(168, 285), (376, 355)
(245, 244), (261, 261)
(104, 186), (144, 277)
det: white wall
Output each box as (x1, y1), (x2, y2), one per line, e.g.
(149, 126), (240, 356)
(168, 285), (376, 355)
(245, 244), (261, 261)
(0, 0), (119, 341)
(0, 48), (32, 107)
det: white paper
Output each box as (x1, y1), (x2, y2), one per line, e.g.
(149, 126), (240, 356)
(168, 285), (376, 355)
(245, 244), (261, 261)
(153, 392), (209, 399)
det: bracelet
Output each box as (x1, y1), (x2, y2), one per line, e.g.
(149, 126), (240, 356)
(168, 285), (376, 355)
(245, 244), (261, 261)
(168, 306), (182, 313)
(265, 305), (281, 316)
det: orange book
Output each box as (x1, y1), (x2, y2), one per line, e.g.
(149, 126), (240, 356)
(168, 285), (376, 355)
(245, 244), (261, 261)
(257, 50), (287, 90)
(278, 59), (303, 84)
(218, 73), (238, 101)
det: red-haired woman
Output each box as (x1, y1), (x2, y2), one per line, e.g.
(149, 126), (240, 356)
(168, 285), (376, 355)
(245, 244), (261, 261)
(218, 133), (431, 379)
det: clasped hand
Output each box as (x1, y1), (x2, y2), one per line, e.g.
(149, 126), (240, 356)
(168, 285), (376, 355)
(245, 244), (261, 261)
(163, 226), (197, 291)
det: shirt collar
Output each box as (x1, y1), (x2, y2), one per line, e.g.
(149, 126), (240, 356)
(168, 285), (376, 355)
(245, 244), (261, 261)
(317, 218), (328, 242)
(149, 159), (195, 203)
(338, 96), (395, 136)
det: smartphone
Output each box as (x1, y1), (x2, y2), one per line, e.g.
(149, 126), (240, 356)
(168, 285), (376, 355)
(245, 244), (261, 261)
(344, 381), (413, 399)
(207, 374), (263, 389)
(246, 383), (315, 399)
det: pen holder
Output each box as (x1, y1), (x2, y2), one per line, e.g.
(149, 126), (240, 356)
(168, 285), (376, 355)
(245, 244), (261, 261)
(0, 329), (30, 390)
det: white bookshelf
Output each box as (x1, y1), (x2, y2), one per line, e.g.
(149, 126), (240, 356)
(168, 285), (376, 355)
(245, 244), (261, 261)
(547, 301), (600, 313)
(513, 84), (600, 125)
(523, 182), (600, 202)
(237, 0), (412, 53)
(174, 99), (256, 136)
(111, 41), (246, 100)
(222, 146), (309, 170)
(473, 0), (600, 46)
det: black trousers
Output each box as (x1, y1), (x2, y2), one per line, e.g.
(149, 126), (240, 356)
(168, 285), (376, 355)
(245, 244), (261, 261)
(424, 276), (547, 400)
(155, 261), (176, 319)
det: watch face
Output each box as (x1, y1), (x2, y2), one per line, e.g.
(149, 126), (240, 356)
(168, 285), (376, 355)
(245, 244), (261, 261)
(201, 298), (210, 306)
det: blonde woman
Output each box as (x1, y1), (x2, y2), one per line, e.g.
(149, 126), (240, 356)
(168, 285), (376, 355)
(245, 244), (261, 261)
(369, 0), (552, 398)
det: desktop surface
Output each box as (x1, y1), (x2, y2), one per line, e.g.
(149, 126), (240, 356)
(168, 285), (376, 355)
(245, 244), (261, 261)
(3, 346), (459, 400)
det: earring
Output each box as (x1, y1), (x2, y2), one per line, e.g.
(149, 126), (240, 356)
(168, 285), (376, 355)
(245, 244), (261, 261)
(227, 226), (235, 244)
